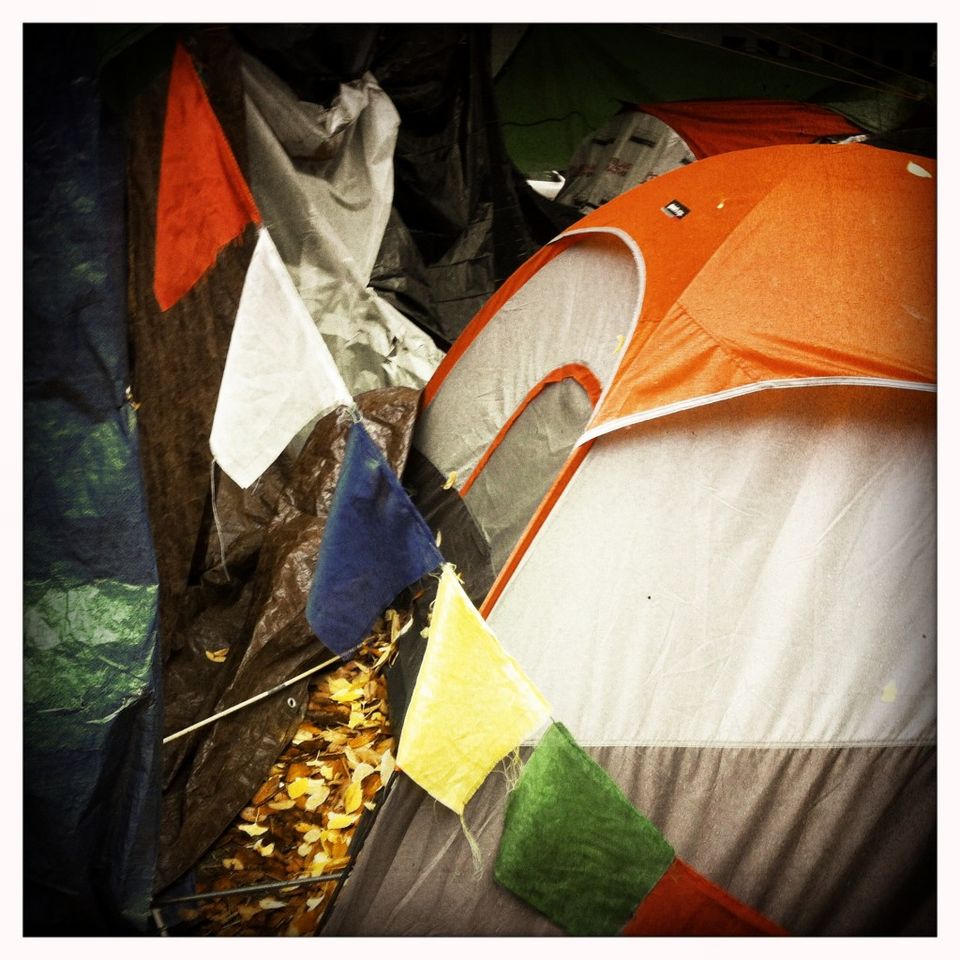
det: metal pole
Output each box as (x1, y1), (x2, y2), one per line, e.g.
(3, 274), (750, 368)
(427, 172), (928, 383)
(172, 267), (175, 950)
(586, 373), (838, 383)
(162, 654), (341, 744)
(153, 870), (349, 906)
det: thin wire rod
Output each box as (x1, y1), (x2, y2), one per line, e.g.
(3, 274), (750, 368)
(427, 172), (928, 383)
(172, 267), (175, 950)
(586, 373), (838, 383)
(647, 27), (926, 101)
(153, 871), (348, 906)
(738, 24), (920, 99)
(789, 23), (933, 86)
(162, 654), (341, 745)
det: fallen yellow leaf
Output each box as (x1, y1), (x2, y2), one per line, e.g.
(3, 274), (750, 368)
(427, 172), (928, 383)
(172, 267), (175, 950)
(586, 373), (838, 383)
(306, 896), (324, 910)
(258, 898), (287, 910)
(442, 471), (457, 490)
(303, 827), (322, 844)
(320, 764), (335, 779)
(344, 781), (362, 814)
(268, 799), (295, 811)
(304, 789), (329, 812)
(380, 749), (396, 785)
(236, 903), (261, 921)
(351, 762), (375, 784)
(205, 647), (229, 663)
(222, 858), (245, 871)
(292, 724), (323, 745)
(287, 778), (308, 799)
(364, 801), (376, 811)
(298, 842), (315, 858)
(330, 687), (363, 703)
(254, 841), (275, 857)
(294, 821), (315, 834)
(238, 823), (268, 836)
(327, 812), (360, 830)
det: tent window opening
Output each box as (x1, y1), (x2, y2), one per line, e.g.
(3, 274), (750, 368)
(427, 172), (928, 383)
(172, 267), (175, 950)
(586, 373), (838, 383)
(462, 367), (600, 574)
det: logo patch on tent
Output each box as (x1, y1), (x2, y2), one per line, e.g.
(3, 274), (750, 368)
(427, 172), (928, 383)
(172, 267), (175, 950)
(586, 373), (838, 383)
(662, 199), (690, 219)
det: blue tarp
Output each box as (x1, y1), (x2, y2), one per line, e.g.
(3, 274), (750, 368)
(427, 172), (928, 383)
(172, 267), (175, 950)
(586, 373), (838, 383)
(24, 25), (162, 934)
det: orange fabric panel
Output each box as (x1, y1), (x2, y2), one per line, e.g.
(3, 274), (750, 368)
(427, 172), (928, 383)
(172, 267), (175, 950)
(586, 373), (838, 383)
(636, 99), (862, 160)
(622, 858), (787, 937)
(459, 364), (602, 497)
(154, 42), (261, 311)
(572, 144), (935, 432)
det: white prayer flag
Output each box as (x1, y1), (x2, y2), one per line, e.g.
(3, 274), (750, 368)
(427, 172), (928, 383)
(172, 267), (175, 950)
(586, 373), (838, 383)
(210, 227), (352, 488)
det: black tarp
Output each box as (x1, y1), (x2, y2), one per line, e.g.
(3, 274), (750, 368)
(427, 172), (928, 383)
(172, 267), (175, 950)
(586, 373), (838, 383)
(24, 24), (162, 934)
(236, 25), (580, 348)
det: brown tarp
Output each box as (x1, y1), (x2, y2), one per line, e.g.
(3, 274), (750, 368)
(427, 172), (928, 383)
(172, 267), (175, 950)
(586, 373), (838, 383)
(156, 389), (419, 890)
(125, 30), (423, 891)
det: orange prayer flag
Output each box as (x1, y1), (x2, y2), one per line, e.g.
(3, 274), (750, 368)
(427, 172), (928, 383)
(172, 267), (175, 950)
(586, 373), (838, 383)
(622, 858), (787, 936)
(154, 42), (261, 311)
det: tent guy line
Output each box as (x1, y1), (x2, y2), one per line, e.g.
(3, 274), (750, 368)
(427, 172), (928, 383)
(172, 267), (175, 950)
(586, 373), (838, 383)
(647, 28), (927, 101)
(162, 654), (342, 745)
(738, 24), (922, 99)
(788, 24), (930, 85)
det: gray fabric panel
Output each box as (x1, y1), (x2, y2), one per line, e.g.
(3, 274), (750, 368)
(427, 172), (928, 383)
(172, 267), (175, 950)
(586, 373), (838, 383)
(596, 743), (935, 936)
(323, 759), (562, 936)
(463, 379), (595, 574)
(323, 743), (933, 935)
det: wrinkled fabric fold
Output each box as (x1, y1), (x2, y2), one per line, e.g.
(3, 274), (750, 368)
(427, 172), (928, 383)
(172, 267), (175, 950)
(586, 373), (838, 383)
(242, 54), (444, 394)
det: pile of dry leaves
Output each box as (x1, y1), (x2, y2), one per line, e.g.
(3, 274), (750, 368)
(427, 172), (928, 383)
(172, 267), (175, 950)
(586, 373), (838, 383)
(168, 607), (412, 936)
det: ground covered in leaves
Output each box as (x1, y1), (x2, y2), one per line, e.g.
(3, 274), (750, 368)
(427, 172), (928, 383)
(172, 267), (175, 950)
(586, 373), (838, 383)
(167, 607), (411, 936)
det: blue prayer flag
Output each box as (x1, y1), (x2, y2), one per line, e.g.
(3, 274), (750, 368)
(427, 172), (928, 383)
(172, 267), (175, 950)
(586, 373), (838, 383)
(306, 417), (444, 657)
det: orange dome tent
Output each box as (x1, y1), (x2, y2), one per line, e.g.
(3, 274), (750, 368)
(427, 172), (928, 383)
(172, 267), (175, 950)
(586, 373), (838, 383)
(327, 142), (936, 935)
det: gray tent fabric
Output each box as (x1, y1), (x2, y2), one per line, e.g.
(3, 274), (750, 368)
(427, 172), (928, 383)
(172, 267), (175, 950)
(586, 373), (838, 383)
(323, 764), (564, 936)
(324, 743), (934, 935)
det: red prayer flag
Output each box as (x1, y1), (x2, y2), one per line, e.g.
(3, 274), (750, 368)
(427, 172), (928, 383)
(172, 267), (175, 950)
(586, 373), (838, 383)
(154, 42), (261, 311)
(622, 858), (787, 937)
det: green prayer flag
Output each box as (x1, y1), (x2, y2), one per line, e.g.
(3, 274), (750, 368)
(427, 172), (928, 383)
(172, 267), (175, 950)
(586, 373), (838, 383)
(494, 722), (674, 935)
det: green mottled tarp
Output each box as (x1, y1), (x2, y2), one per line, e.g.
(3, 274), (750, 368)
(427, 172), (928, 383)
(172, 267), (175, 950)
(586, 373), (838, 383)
(494, 722), (674, 935)
(24, 24), (161, 934)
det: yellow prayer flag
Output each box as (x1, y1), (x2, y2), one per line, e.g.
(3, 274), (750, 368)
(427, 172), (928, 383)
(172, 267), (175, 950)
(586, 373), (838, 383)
(397, 564), (550, 814)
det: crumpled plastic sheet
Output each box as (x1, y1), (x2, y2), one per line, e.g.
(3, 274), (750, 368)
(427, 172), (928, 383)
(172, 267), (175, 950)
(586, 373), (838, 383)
(242, 51), (444, 394)
(157, 387), (421, 892)
(237, 25), (580, 347)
